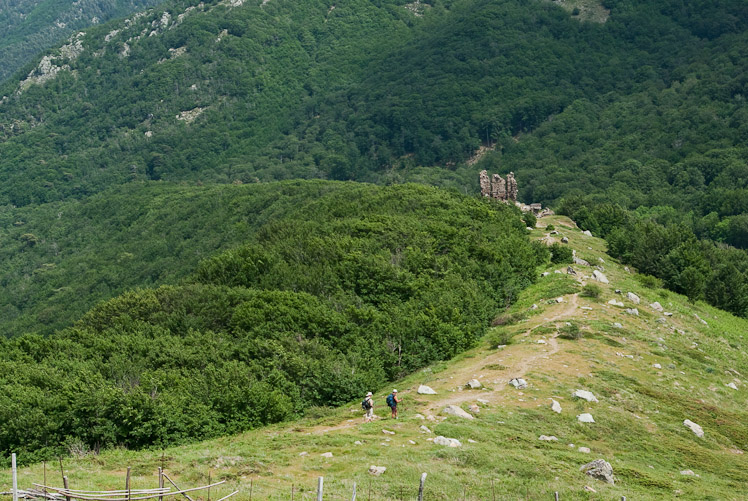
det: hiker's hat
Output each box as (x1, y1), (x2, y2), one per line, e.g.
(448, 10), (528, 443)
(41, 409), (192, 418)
(366, 392), (373, 396)
(393, 389), (398, 393)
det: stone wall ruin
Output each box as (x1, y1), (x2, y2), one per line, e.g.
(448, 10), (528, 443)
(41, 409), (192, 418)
(479, 170), (517, 202)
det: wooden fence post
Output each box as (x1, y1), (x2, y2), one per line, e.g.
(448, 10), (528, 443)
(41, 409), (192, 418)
(351, 481), (356, 501)
(126, 467), (131, 501)
(158, 467), (164, 501)
(317, 477), (324, 501)
(554, 492), (559, 501)
(63, 476), (71, 501)
(11, 453), (18, 501)
(417, 473), (427, 501)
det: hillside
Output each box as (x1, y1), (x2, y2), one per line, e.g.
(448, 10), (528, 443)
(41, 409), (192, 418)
(3, 215), (747, 499)
(0, 0), (745, 234)
(0, 0), (163, 84)
(0, 181), (545, 462)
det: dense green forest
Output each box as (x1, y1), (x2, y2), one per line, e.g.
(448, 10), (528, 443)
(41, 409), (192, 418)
(0, 0), (163, 84)
(0, 0), (745, 237)
(0, 181), (547, 462)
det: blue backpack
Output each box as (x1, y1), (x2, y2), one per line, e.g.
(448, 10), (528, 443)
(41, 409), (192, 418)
(386, 393), (395, 407)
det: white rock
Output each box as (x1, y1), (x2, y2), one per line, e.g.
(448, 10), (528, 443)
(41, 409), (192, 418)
(625, 308), (639, 316)
(538, 435), (558, 441)
(551, 399), (562, 413)
(650, 301), (663, 312)
(433, 436), (462, 447)
(467, 438), (477, 443)
(653, 363), (662, 369)
(537, 339), (547, 344)
(467, 379), (482, 389)
(555, 297), (564, 303)
(580, 459), (614, 484)
(382, 429), (395, 435)
(578, 446), (591, 453)
(417, 385), (437, 395)
(583, 230), (592, 236)
(541, 272), (550, 277)
(680, 470), (699, 477)
(592, 270), (609, 284)
(577, 413), (595, 423)
(477, 398), (489, 405)
(299, 451), (308, 456)
(414, 413), (425, 420)
(354, 441), (363, 445)
(573, 390), (599, 402)
(443, 405), (474, 420)
(627, 292), (641, 304)
(420, 425), (432, 434)
(664, 312), (673, 316)
(368, 466), (386, 476)
(531, 303), (539, 310)
(509, 378), (528, 389)
(683, 419), (704, 437)
(613, 322), (623, 329)
(608, 299), (624, 307)
(469, 404), (480, 414)
(583, 486), (597, 493)
(408, 440), (416, 445)
(581, 306), (593, 310)
(321, 452), (334, 458)
(726, 382), (738, 390)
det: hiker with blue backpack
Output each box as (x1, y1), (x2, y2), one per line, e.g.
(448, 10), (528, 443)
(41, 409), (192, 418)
(386, 389), (402, 419)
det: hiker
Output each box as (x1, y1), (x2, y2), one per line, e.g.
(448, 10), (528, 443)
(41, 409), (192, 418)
(362, 391), (374, 422)
(386, 389), (401, 419)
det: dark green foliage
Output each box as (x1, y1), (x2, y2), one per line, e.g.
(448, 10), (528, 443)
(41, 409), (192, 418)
(635, 274), (664, 289)
(546, 224), (555, 231)
(564, 200), (748, 317)
(0, 182), (545, 462)
(558, 322), (582, 340)
(549, 243), (573, 264)
(522, 211), (537, 228)
(580, 283), (602, 299)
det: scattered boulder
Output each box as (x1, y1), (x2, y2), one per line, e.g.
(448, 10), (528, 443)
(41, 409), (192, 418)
(627, 292), (641, 304)
(694, 314), (708, 326)
(573, 256), (591, 266)
(577, 413), (595, 423)
(680, 470), (699, 477)
(434, 436), (462, 447)
(467, 439), (477, 444)
(578, 446), (591, 454)
(653, 363), (662, 369)
(551, 399), (562, 413)
(664, 312), (673, 317)
(443, 405), (474, 420)
(368, 466), (386, 476)
(354, 441), (363, 445)
(538, 435), (558, 441)
(531, 303), (538, 310)
(469, 404), (480, 414)
(477, 398), (489, 404)
(414, 414), (425, 420)
(408, 440), (416, 445)
(656, 317), (667, 324)
(592, 270), (609, 284)
(583, 486), (597, 493)
(561, 236), (569, 243)
(555, 297), (564, 303)
(510, 378), (528, 389)
(417, 385), (437, 395)
(615, 289), (622, 294)
(573, 390), (599, 402)
(299, 451), (308, 456)
(467, 379), (482, 389)
(582, 230), (592, 237)
(420, 425), (432, 434)
(598, 257), (605, 264)
(613, 322), (623, 329)
(683, 419), (704, 438)
(382, 429), (395, 435)
(537, 339), (547, 344)
(625, 308), (639, 316)
(541, 272), (550, 277)
(650, 301), (663, 312)
(567, 266), (576, 275)
(321, 452), (334, 458)
(580, 459), (615, 484)
(608, 299), (624, 307)
(726, 382), (738, 390)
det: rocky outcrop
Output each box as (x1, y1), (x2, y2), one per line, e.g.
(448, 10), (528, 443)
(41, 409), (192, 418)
(506, 172), (518, 201)
(479, 170), (491, 197)
(580, 459), (615, 484)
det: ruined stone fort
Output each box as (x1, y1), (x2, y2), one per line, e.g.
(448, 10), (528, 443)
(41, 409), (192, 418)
(479, 170), (518, 202)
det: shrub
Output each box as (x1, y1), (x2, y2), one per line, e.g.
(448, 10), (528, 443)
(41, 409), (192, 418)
(559, 322), (583, 340)
(549, 243), (573, 264)
(522, 211), (537, 228)
(581, 284), (602, 298)
(635, 274), (663, 289)
(546, 224), (555, 231)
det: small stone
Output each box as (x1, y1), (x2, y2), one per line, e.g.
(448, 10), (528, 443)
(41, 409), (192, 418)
(625, 308), (639, 316)
(578, 447), (591, 453)
(613, 322), (623, 329)
(555, 296), (564, 303)
(467, 439), (477, 443)
(598, 257), (605, 264)
(627, 292), (641, 304)
(653, 363), (662, 369)
(368, 466), (386, 476)
(414, 413), (425, 420)
(509, 378), (528, 389)
(726, 382), (738, 390)
(417, 385), (437, 395)
(467, 379), (482, 389)
(664, 312), (673, 316)
(541, 272), (550, 277)
(680, 470), (699, 477)
(433, 436), (462, 447)
(592, 270), (609, 284)
(650, 301), (663, 312)
(299, 451), (308, 456)
(573, 390), (598, 402)
(551, 399), (562, 413)
(581, 306), (593, 310)
(443, 405), (474, 420)
(580, 459), (614, 484)
(382, 429), (395, 435)
(684, 419), (704, 438)
(537, 339), (547, 344)
(477, 398), (489, 404)
(469, 404), (480, 414)
(321, 452), (333, 458)
(354, 441), (363, 445)
(577, 413), (595, 423)
(583, 230), (592, 237)
(408, 440), (416, 445)
(538, 435), (558, 441)
(531, 303), (538, 310)
(420, 425), (432, 434)
(608, 299), (624, 307)
(656, 317), (667, 324)
(583, 486), (597, 493)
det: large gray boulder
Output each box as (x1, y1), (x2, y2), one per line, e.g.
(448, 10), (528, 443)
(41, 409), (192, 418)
(466, 379), (482, 389)
(443, 405), (474, 420)
(580, 459), (615, 484)
(434, 436), (462, 447)
(577, 413), (595, 423)
(684, 419), (704, 437)
(573, 390), (599, 402)
(592, 270), (609, 284)
(627, 292), (641, 304)
(417, 385), (437, 395)
(509, 378), (528, 389)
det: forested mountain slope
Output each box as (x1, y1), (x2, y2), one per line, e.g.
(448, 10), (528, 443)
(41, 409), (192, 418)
(0, 0), (745, 223)
(0, 0), (163, 84)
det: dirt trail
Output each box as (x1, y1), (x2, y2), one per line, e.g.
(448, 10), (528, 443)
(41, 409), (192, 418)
(308, 292), (582, 435)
